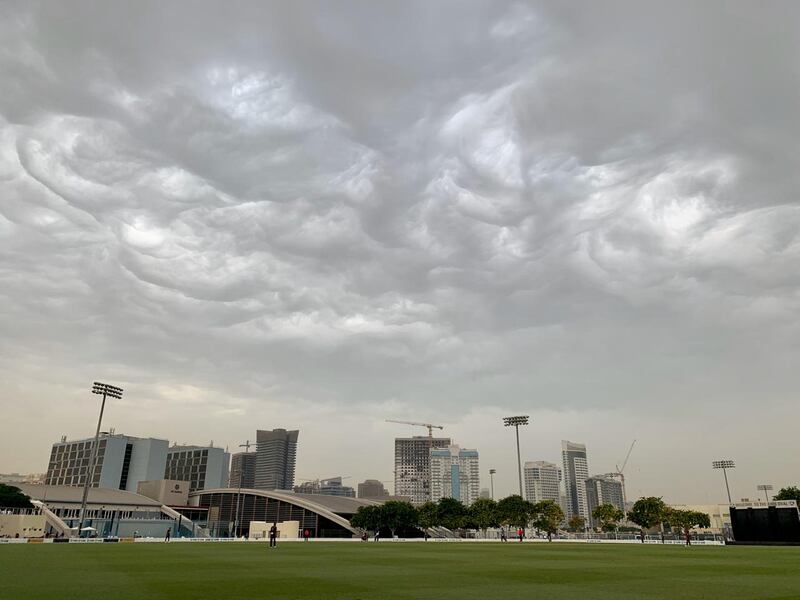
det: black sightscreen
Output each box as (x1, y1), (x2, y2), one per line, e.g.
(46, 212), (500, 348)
(730, 507), (800, 542)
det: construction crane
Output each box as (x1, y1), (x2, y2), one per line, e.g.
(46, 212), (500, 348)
(385, 419), (444, 444)
(386, 419), (445, 500)
(600, 439), (637, 507)
(616, 439), (637, 476)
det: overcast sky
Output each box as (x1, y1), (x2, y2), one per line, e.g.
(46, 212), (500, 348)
(1, 1), (798, 503)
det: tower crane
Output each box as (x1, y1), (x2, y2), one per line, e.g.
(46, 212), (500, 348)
(385, 419), (444, 445)
(600, 439), (637, 508)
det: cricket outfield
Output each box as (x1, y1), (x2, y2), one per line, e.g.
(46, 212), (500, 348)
(1, 541), (798, 599)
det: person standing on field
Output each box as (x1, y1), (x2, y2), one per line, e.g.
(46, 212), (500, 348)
(269, 522), (278, 548)
(164, 528), (171, 543)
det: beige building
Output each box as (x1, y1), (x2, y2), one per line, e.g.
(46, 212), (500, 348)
(669, 503), (732, 533)
(0, 511), (46, 538)
(136, 480), (190, 505)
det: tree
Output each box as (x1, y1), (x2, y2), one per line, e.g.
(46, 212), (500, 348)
(665, 509), (711, 544)
(379, 501), (418, 538)
(627, 497), (667, 543)
(531, 500), (564, 541)
(592, 503), (625, 532)
(417, 501), (439, 532)
(437, 497), (467, 531)
(350, 505), (380, 532)
(567, 514), (586, 532)
(0, 484), (33, 509)
(774, 486), (800, 503)
(469, 498), (499, 534)
(496, 495), (534, 530)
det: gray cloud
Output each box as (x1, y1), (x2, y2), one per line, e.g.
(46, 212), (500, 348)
(1, 1), (798, 501)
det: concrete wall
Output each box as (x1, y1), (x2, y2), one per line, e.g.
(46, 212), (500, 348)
(249, 520), (300, 539)
(0, 514), (46, 538)
(137, 480), (190, 505)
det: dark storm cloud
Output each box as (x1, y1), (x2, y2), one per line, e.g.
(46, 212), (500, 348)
(1, 1), (798, 500)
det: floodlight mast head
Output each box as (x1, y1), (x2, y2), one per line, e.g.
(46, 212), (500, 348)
(503, 416), (529, 427)
(711, 460), (735, 470)
(92, 382), (123, 399)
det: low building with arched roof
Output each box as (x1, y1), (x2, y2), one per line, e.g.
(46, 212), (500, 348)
(188, 488), (381, 538)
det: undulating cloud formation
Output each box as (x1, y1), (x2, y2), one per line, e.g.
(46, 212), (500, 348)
(1, 1), (798, 502)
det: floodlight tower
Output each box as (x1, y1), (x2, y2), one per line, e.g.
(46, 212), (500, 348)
(78, 382), (123, 535)
(711, 460), (735, 504)
(489, 469), (496, 500)
(756, 484), (773, 503)
(503, 416), (529, 497)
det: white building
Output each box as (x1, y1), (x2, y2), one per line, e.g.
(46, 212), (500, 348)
(45, 433), (168, 492)
(561, 440), (590, 521)
(523, 461), (562, 504)
(254, 428), (299, 490)
(164, 445), (230, 493)
(429, 445), (480, 505)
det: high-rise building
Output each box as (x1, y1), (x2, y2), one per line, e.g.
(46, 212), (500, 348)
(164, 445), (230, 492)
(45, 433), (168, 492)
(294, 477), (355, 497)
(357, 479), (389, 499)
(394, 436), (451, 504)
(429, 445), (480, 505)
(479, 488), (491, 499)
(254, 428), (299, 490)
(229, 452), (257, 488)
(523, 461), (562, 504)
(586, 475), (625, 527)
(562, 440), (590, 522)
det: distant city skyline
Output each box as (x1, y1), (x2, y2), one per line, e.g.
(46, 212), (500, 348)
(1, 2), (798, 505)
(3, 412), (797, 505)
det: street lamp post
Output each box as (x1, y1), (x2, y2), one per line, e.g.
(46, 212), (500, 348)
(78, 382), (123, 536)
(503, 416), (529, 498)
(489, 469), (496, 500)
(756, 484), (773, 503)
(711, 460), (735, 504)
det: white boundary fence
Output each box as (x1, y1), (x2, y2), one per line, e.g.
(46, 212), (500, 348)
(0, 537), (724, 546)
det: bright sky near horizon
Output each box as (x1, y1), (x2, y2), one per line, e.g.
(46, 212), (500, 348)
(1, 1), (799, 503)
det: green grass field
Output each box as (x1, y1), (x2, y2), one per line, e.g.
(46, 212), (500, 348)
(1, 542), (799, 599)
